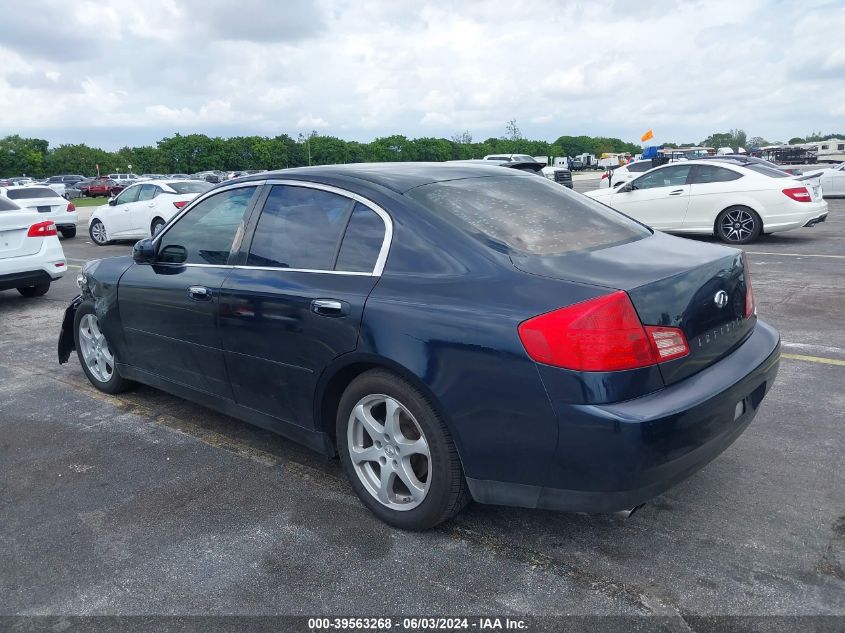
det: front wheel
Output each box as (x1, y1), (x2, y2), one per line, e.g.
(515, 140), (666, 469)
(151, 217), (166, 236)
(73, 302), (132, 394)
(716, 206), (762, 244)
(17, 282), (50, 297)
(89, 219), (110, 245)
(337, 369), (469, 530)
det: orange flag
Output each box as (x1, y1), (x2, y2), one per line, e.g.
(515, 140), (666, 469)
(641, 129), (654, 142)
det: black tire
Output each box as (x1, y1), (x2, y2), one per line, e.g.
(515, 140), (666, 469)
(151, 217), (166, 236)
(17, 282), (50, 297)
(337, 369), (469, 530)
(73, 301), (133, 394)
(88, 219), (110, 245)
(715, 206), (762, 245)
(60, 226), (77, 239)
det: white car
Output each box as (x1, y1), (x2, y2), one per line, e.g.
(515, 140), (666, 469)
(0, 195), (67, 297)
(803, 161), (845, 197)
(0, 185), (79, 238)
(87, 179), (212, 245)
(585, 159), (828, 244)
(598, 160), (656, 188)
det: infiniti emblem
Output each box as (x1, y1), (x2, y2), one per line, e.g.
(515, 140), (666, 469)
(714, 290), (729, 308)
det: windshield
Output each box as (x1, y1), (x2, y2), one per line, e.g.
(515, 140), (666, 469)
(406, 174), (649, 256)
(166, 181), (213, 194)
(5, 187), (60, 200)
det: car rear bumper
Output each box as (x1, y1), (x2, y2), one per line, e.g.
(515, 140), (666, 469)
(764, 200), (828, 233)
(466, 320), (780, 513)
(0, 241), (67, 290)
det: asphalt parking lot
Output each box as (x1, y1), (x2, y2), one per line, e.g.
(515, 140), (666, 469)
(1, 185), (843, 622)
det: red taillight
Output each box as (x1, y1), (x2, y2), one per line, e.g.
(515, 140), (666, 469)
(173, 200), (189, 209)
(27, 221), (58, 237)
(782, 187), (811, 202)
(600, 172), (609, 180)
(742, 252), (755, 319)
(517, 291), (689, 371)
(66, 202), (75, 212)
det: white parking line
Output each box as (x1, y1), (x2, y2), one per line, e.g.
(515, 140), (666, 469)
(745, 251), (845, 259)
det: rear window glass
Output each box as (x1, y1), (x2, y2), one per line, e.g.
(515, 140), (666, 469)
(406, 174), (649, 256)
(627, 161), (653, 173)
(745, 164), (789, 178)
(166, 181), (213, 194)
(5, 187), (58, 200)
(0, 196), (20, 211)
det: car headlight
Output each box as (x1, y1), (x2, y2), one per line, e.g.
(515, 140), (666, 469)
(76, 273), (87, 289)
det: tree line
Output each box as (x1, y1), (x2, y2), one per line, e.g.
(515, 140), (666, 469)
(0, 131), (642, 178)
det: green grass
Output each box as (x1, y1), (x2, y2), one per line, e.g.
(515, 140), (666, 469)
(71, 197), (109, 207)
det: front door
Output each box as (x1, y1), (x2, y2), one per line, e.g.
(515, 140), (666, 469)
(118, 184), (261, 396)
(107, 184), (143, 236)
(219, 184), (389, 427)
(610, 163), (693, 230)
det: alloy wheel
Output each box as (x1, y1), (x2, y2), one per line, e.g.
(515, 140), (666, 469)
(347, 394), (431, 511)
(78, 314), (114, 383)
(719, 208), (756, 242)
(90, 221), (108, 244)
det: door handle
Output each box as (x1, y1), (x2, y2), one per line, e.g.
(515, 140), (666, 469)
(311, 299), (346, 317)
(187, 286), (212, 301)
(668, 189), (685, 196)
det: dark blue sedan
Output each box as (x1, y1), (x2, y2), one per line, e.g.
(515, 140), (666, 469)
(58, 163), (780, 530)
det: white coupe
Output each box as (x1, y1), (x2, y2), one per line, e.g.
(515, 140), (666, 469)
(88, 180), (212, 245)
(585, 160), (828, 244)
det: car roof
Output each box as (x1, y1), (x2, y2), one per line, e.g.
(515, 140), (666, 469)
(228, 162), (525, 194)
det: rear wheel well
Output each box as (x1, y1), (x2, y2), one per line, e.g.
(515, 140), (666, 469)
(318, 362), (381, 455)
(713, 204), (760, 234)
(151, 216), (165, 233)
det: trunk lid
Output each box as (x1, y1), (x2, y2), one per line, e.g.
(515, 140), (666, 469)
(511, 232), (754, 385)
(0, 210), (43, 259)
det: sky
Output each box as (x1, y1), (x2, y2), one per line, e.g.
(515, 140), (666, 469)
(0, 0), (843, 150)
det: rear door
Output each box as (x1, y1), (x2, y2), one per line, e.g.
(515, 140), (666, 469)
(117, 184), (261, 395)
(610, 164), (693, 230)
(219, 183), (389, 427)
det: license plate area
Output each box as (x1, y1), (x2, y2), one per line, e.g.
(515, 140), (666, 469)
(37, 206), (51, 213)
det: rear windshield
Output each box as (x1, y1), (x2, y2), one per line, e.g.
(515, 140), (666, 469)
(745, 164), (789, 178)
(0, 196), (20, 211)
(5, 187), (59, 200)
(166, 181), (213, 194)
(406, 174), (649, 256)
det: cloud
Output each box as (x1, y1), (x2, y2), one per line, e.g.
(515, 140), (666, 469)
(0, 0), (843, 149)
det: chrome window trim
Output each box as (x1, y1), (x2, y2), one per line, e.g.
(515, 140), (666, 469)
(151, 179), (393, 277)
(151, 262), (372, 276)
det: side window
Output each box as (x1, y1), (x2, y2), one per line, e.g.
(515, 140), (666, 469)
(838, 144), (844, 151)
(137, 184), (156, 201)
(630, 165), (692, 190)
(691, 165), (743, 184)
(628, 161), (652, 173)
(246, 185), (353, 270)
(115, 185), (141, 205)
(336, 203), (386, 272)
(157, 186), (257, 265)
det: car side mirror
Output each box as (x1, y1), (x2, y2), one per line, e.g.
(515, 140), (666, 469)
(108, 197), (117, 206)
(132, 238), (157, 264)
(619, 183), (633, 193)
